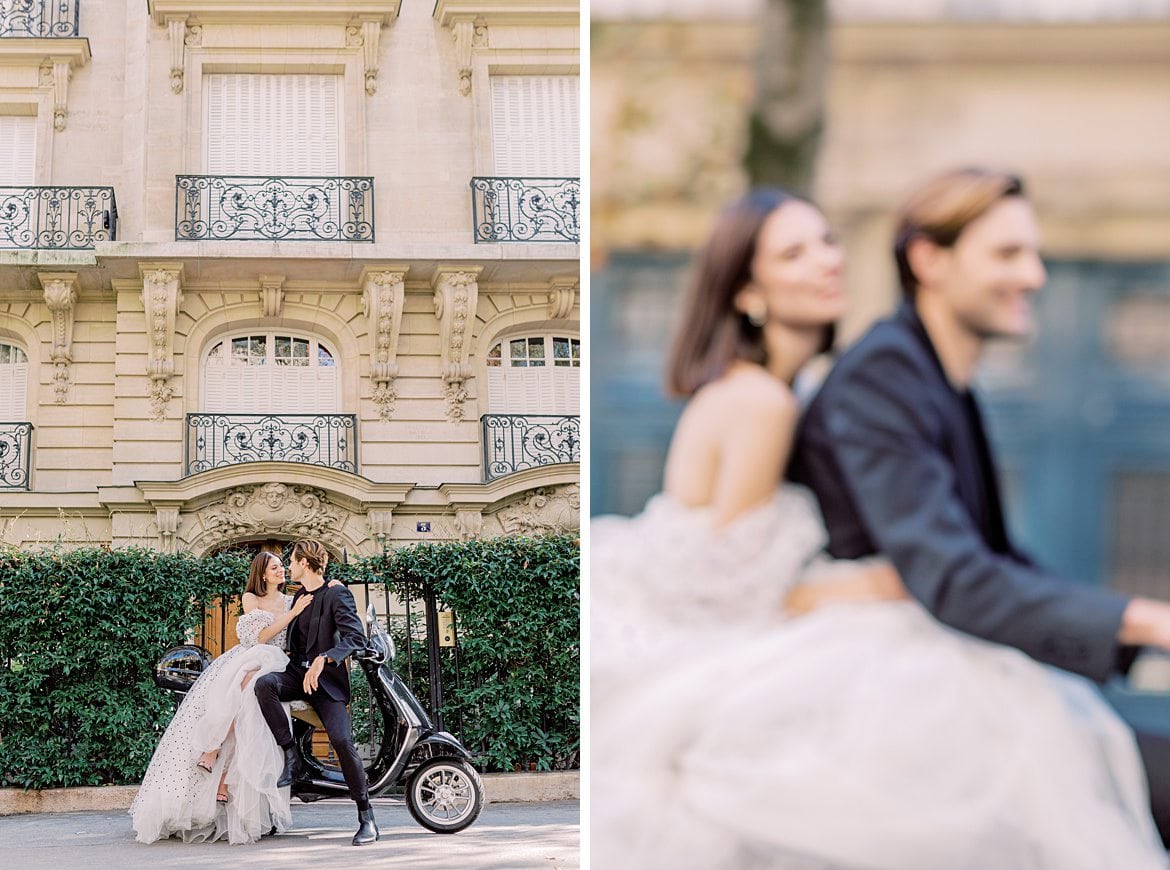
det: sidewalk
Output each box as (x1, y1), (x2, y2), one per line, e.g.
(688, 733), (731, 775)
(0, 796), (580, 869)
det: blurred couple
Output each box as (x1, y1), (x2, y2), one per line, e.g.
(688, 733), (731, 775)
(592, 168), (1170, 868)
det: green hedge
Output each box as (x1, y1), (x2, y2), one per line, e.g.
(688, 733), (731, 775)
(0, 536), (579, 789)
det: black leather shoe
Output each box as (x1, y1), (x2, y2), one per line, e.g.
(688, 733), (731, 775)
(353, 808), (380, 846)
(276, 746), (302, 788)
(262, 825), (278, 838)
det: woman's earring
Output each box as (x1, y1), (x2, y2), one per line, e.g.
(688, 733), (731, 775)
(747, 304), (767, 328)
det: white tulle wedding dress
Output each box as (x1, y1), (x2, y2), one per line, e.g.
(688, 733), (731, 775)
(591, 486), (1168, 870)
(130, 599), (294, 845)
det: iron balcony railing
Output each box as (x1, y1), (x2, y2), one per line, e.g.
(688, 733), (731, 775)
(470, 177), (580, 243)
(175, 175), (375, 242)
(0, 187), (117, 250)
(185, 413), (358, 476)
(481, 414), (580, 482)
(0, 0), (80, 37)
(0, 422), (32, 490)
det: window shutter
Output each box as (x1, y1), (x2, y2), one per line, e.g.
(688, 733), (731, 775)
(0, 361), (28, 420)
(487, 367), (508, 414)
(491, 75), (579, 176)
(0, 116), (36, 185)
(205, 74), (341, 175)
(551, 367), (579, 415)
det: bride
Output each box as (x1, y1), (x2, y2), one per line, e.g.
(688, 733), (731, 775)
(131, 551), (317, 845)
(590, 189), (1168, 869)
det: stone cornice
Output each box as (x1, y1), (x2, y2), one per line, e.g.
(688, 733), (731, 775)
(438, 464), (578, 511)
(149, 1), (400, 27)
(121, 464), (413, 514)
(432, 0), (578, 28)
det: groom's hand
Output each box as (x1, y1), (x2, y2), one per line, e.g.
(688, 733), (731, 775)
(303, 654), (327, 694)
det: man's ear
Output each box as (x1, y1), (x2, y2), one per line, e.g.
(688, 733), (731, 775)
(906, 236), (947, 293)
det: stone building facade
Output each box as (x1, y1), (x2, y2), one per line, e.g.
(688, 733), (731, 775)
(0, 0), (581, 556)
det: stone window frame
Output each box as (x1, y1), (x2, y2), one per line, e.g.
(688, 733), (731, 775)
(180, 55), (368, 177)
(470, 52), (581, 178)
(0, 317), (40, 426)
(475, 314), (581, 419)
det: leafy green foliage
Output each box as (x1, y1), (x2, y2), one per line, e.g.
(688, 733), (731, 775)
(0, 535), (579, 787)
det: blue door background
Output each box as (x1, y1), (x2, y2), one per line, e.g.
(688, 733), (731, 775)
(591, 252), (688, 518)
(981, 260), (1170, 732)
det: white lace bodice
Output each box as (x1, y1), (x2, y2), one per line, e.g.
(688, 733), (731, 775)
(592, 485), (827, 630)
(235, 594), (292, 649)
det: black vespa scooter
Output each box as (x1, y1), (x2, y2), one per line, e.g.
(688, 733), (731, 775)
(154, 604), (485, 833)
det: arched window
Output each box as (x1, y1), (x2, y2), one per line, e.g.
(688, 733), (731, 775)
(202, 333), (339, 413)
(486, 334), (580, 415)
(0, 341), (29, 420)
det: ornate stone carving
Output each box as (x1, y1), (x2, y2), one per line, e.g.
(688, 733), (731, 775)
(361, 268), (407, 420)
(166, 15), (191, 95)
(51, 61), (71, 131)
(346, 16), (384, 95)
(259, 274), (284, 318)
(432, 268), (481, 422)
(199, 483), (347, 549)
(140, 264), (184, 421)
(366, 508), (393, 549)
(447, 17), (473, 96)
(39, 272), (78, 404)
(498, 484), (580, 536)
(454, 508), (484, 541)
(156, 507), (180, 554)
(547, 277), (578, 320)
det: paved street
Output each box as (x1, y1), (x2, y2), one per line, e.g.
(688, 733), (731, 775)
(0, 797), (580, 869)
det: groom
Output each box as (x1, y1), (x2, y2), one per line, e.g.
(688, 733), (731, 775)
(253, 538), (378, 846)
(789, 167), (1170, 844)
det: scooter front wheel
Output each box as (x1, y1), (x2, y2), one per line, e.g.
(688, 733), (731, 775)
(406, 758), (485, 833)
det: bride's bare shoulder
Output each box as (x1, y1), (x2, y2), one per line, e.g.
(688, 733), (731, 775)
(686, 365), (798, 430)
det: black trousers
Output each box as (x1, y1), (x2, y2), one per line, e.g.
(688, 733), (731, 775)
(1136, 730), (1170, 847)
(254, 667), (370, 809)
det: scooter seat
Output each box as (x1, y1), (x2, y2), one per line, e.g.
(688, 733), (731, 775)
(291, 706), (326, 729)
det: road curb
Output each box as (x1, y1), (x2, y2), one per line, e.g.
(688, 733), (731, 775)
(0, 771), (579, 815)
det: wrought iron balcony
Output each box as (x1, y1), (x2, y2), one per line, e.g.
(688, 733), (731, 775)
(0, 187), (117, 250)
(186, 413), (357, 476)
(471, 177), (580, 243)
(175, 175), (375, 242)
(0, 422), (32, 490)
(481, 414), (580, 482)
(0, 0), (79, 37)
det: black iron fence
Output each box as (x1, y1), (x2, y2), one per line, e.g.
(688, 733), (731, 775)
(481, 414), (580, 481)
(0, 0), (79, 37)
(185, 413), (357, 475)
(470, 177), (580, 243)
(0, 422), (32, 489)
(175, 175), (375, 242)
(0, 187), (117, 250)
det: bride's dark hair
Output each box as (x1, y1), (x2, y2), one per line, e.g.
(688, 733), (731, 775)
(665, 188), (836, 397)
(245, 551), (280, 597)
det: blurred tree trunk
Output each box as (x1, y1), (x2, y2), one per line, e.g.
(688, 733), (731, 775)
(744, 0), (829, 194)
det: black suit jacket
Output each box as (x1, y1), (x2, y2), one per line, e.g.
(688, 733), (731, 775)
(288, 583), (367, 703)
(789, 303), (1133, 681)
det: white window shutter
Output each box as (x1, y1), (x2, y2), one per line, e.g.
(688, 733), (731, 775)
(0, 116), (36, 185)
(487, 367), (508, 414)
(551, 367), (579, 415)
(0, 361), (28, 420)
(491, 75), (579, 176)
(205, 74), (341, 175)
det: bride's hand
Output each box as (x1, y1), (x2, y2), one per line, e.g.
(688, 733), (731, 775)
(292, 594), (314, 616)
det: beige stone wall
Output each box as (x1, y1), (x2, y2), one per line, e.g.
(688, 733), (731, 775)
(0, 1), (581, 551)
